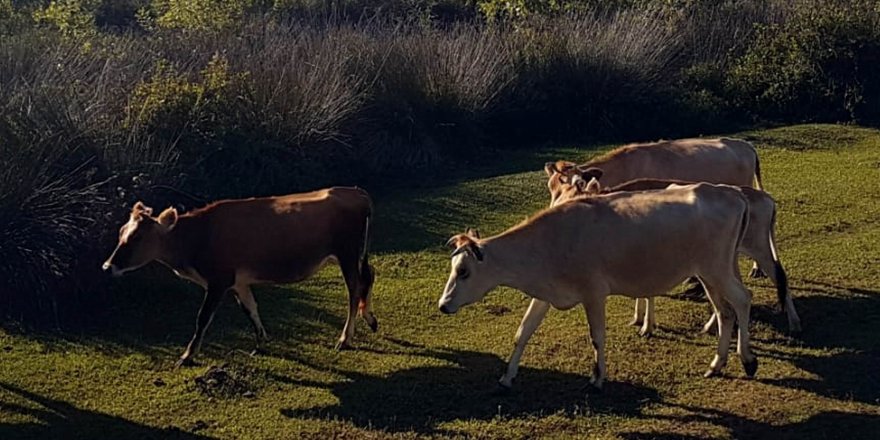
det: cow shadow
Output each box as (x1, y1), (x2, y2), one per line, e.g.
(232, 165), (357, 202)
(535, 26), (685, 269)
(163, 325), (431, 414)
(620, 403), (880, 440)
(0, 382), (213, 439)
(277, 348), (661, 434)
(5, 269), (348, 365)
(753, 279), (880, 405)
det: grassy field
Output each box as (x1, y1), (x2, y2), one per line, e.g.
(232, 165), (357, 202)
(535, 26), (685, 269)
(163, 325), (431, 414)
(2, 124), (879, 439)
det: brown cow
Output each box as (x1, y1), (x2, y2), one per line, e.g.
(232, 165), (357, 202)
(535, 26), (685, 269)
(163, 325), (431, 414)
(439, 183), (756, 390)
(102, 187), (377, 366)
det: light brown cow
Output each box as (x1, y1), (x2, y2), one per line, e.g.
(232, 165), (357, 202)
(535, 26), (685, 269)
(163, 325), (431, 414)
(546, 137), (767, 327)
(102, 187), (377, 366)
(438, 183), (757, 390)
(545, 137), (763, 205)
(568, 176), (801, 336)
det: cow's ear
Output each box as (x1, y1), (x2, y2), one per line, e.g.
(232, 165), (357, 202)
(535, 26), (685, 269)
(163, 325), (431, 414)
(544, 161), (559, 176)
(131, 201), (153, 218)
(157, 207), (178, 230)
(446, 234), (467, 249)
(466, 228), (481, 239)
(585, 177), (602, 194)
(577, 166), (604, 181)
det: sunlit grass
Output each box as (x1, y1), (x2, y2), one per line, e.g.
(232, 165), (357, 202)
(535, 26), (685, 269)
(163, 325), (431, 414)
(2, 124), (879, 439)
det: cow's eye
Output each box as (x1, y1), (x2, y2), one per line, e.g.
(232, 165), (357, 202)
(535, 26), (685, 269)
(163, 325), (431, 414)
(457, 268), (469, 279)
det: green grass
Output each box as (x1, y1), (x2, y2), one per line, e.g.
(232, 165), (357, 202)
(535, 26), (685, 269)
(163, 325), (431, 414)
(2, 124), (880, 439)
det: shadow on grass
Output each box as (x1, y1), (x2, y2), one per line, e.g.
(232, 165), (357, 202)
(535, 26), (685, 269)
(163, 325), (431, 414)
(0, 270), (349, 366)
(622, 403), (880, 440)
(0, 383), (213, 440)
(753, 280), (880, 405)
(277, 348), (661, 434)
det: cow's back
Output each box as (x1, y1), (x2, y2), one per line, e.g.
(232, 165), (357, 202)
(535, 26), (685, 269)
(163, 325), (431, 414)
(590, 138), (757, 188)
(545, 184), (747, 296)
(191, 187), (371, 282)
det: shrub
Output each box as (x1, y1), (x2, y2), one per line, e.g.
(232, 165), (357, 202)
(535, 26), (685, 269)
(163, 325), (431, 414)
(728, 0), (880, 124)
(32, 0), (99, 38)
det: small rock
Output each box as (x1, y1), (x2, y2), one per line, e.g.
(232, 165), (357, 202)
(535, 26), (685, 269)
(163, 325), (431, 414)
(242, 390), (255, 398)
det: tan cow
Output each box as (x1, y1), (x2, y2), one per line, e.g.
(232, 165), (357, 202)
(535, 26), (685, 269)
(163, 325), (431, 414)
(568, 176), (801, 335)
(102, 187), (377, 366)
(438, 183), (756, 390)
(546, 137), (767, 328)
(545, 137), (763, 205)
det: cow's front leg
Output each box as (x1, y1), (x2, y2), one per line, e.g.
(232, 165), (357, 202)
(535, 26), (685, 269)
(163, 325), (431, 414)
(500, 298), (550, 389)
(584, 298), (607, 391)
(177, 283), (228, 367)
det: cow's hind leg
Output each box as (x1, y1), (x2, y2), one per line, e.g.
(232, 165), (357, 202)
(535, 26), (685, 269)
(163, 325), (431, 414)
(583, 298), (607, 391)
(748, 261), (766, 279)
(698, 277), (736, 378)
(178, 281), (230, 367)
(682, 276), (706, 299)
(232, 284), (269, 353)
(640, 297), (655, 337)
(725, 280), (758, 377)
(357, 258), (378, 332)
(629, 299), (645, 326)
(500, 298), (550, 389)
(337, 255), (362, 350)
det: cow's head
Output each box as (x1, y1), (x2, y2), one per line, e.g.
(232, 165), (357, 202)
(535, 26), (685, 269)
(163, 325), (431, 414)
(438, 228), (496, 314)
(102, 202), (178, 276)
(544, 161), (604, 205)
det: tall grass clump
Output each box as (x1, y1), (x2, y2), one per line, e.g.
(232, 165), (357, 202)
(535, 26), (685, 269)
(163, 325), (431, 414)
(362, 23), (514, 168)
(494, 7), (687, 144)
(2, 0), (880, 328)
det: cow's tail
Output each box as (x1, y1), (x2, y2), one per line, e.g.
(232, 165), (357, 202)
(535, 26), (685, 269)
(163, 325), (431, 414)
(753, 146), (765, 191)
(357, 202), (377, 330)
(734, 192), (751, 256)
(767, 204), (789, 312)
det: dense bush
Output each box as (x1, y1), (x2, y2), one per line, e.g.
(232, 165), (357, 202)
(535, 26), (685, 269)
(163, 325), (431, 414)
(1, 0), (879, 327)
(728, 0), (880, 124)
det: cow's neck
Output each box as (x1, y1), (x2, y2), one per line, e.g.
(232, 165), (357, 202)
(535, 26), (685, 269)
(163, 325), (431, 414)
(486, 231), (556, 300)
(155, 216), (201, 273)
(587, 157), (627, 187)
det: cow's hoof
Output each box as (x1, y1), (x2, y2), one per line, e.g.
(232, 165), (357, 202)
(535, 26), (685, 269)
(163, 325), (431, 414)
(335, 340), (354, 351)
(175, 357), (197, 368)
(368, 316), (379, 333)
(628, 318), (643, 327)
(749, 267), (767, 279)
(586, 382), (603, 394)
(638, 328), (654, 338)
(703, 369), (722, 378)
(492, 382), (512, 396)
(743, 358), (758, 378)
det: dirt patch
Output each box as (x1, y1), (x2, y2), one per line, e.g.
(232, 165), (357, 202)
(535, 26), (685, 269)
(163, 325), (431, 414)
(192, 364), (255, 399)
(485, 304), (511, 316)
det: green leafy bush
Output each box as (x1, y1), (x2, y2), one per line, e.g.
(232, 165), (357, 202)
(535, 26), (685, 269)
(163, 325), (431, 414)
(32, 0), (99, 38)
(728, 0), (880, 123)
